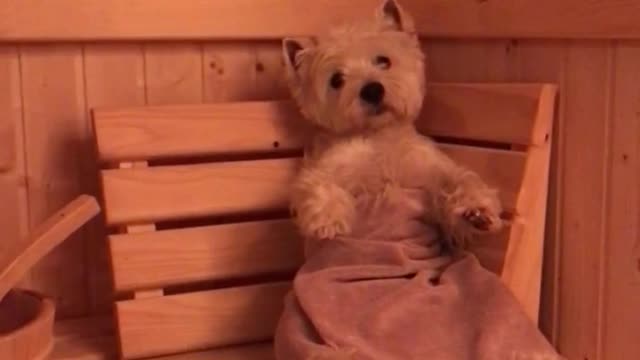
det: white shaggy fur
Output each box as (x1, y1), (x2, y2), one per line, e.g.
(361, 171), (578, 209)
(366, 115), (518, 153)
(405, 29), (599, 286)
(283, 0), (508, 253)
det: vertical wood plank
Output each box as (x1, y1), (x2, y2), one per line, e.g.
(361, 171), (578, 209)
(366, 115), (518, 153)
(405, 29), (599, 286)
(514, 41), (567, 344)
(254, 41), (288, 100)
(0, 48), (17, 173)
(144, 43), (204, 105)
(85, 44), (145, 108)
(0, 46), (30, 288)
(425, 39), (518, 82)
(84, 43), (146, 313)
(203, 42), (257, 102)
(601, 42), (640, 360)
(556, 41), (612, 360)
(20, 45), (89, 317)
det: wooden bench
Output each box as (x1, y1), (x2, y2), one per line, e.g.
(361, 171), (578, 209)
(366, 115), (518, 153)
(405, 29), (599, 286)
(52, 82), (557, 360)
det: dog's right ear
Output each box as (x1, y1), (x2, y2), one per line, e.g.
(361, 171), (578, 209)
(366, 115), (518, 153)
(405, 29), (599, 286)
(282, 37), (314, 77)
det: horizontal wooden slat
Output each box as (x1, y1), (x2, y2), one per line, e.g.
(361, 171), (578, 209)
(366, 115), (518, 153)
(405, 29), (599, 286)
(418, 84), (541, 145)
(101, 158), (299, 226)
(3, 0), (640, 41)
(439, 144), (526, 206)
(116, 282), (290, 359)
(93, 84), (542, 162)
(93, 101), (306, 163)
(109, 219), (303, 292)
(51, 316), (275, 360)
(101, 145), (524, 226)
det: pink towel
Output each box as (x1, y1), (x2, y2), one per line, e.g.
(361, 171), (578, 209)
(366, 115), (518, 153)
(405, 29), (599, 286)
(274, 187), (563, 360)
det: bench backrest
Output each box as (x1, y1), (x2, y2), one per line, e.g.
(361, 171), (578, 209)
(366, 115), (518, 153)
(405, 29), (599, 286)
(92, 83), (556, 359)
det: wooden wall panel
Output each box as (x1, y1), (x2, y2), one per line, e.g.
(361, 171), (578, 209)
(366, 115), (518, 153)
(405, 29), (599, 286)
(556, 42), (612, 360)
(84, 44), (146, 313)
(20, 45), (90, 317)
(254, 42), (288, 100)
(426, 40), (518, 82)
(203, 43), (257, 102)
(202, 41), (289, 102)
(0, 48), (17, 172)
(4, 0), (640, 41)
(602, 42), (640, 360)
(0, 46), (30, 289)
(84, 45), (145, 109)
(144, 44), (204, 105)
(512, 42), (567, 345)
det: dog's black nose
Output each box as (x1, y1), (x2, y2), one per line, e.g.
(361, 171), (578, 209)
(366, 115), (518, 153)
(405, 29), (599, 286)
(360, 82), (385, 105)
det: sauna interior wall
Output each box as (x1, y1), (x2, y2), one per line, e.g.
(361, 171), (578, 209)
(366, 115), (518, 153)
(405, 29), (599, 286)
(1, 1), (640, 359)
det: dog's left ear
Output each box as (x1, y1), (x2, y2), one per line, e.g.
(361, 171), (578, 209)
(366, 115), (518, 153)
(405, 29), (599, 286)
(376, 0), (416, 33)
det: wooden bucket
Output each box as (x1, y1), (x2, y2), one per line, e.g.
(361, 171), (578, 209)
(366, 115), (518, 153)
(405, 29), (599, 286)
(0, 289), (55, 360)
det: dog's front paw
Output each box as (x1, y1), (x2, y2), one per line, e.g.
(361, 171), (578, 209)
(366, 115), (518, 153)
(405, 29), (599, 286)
(294, 188), (356, 241)
(456, 204), (515, 234)
(462, 207), (493, 231)
(450, 186), (512, 235)
(460, 207), (509, 232)
(307, 214), (352, 240)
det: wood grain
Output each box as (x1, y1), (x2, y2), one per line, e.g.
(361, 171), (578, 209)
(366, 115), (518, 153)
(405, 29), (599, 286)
(144, 43), (204, 105)
(600, 43), (640, 360)
(84, 44), (146, 109)
(0, 46), (29, 291)
(418, 83), (542, 145)
(203, 42), (257, 102)
(84, 43), (146, 313)
(51, 316), (274, 360)
(119, 162), (165, 300)
(116, 282), (290, 359)
(109, 219), (303, 292)
(513, 41), (567, 344)
(4, 0), (640, 41)
(101, 158), (300, 226)
(254, 42), (288, 100)
(20, 45), (90, 317)
(556, 42), (611, 360)
(425, 40), (518, 83)
(0, 47), (19, 173)
(93, 84), (543, 163)
(92, 100), (305, 163)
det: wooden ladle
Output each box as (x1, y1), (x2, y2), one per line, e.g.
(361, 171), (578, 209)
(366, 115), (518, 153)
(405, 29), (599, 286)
(0, 195), (100, 360)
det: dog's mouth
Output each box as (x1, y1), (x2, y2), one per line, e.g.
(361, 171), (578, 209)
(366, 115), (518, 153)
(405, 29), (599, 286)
(366, 104), (390, 117)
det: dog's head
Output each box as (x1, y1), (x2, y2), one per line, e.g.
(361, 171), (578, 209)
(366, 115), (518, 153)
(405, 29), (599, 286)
(282, 0), (425, 135)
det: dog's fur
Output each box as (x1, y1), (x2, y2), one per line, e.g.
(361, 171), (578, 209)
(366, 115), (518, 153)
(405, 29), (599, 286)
(283, 0), (507, 253)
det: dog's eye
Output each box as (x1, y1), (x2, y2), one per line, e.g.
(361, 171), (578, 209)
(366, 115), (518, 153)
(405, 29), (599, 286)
(374, 55), (391, 69)
(329, 72), (345, 90)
